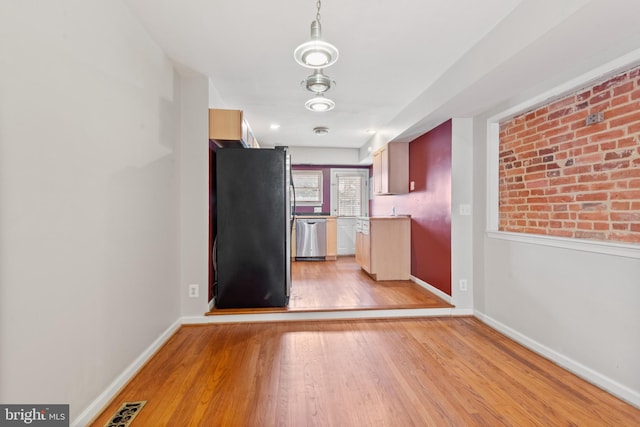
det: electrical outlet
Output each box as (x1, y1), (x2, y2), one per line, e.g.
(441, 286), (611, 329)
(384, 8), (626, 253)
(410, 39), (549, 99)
(586, 112), (604, 125)
(459, 279), (468, 291)
(459, 204), (471, 216)
(188, 284), (199, 298)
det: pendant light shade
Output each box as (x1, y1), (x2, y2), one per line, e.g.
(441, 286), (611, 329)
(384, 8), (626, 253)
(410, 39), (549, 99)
(297, 1), (338, 114)
(294, 21), (339, 68)
(305, 94), (335, 112)
(294, 1), (339, 69)
(302, 68), (335, 93)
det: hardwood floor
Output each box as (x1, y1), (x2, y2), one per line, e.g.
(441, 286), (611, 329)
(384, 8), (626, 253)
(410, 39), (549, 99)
(90, 317), (640, 426)
(207, 256), (451, 315)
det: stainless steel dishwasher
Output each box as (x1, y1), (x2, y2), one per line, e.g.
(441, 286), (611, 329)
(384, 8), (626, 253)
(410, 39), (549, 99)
(296, 218), (327, 260)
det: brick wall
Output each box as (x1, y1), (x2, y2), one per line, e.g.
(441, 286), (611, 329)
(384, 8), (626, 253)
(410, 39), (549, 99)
(498, 65), (640, 244)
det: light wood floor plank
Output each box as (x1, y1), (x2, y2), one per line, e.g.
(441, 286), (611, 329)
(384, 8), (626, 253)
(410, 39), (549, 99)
(90, 318), (640, 426)
(207, 257), (451, 314)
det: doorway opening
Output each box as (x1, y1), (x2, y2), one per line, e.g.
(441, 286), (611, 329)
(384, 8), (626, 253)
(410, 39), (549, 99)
(329, 168), (369, 255)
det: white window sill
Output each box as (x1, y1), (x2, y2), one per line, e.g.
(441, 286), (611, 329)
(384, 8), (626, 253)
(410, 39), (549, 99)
(295, 202), (323, 207)
(486, 231), (640, 259)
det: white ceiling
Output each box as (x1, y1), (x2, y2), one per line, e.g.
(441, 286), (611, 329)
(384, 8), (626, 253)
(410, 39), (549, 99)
(123, 0), (640, 153)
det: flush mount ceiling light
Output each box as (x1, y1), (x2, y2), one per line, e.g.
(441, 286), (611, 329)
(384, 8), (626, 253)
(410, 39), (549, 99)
(294, 0), (339, 69)
(305, 94), (335, 112)
(302, 68), (335, 93)
(313, 126), (329, 135)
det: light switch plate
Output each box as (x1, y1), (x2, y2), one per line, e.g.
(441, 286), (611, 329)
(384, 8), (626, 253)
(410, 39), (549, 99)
(188, 284), (199, 298)
(459, 204), (471, 216)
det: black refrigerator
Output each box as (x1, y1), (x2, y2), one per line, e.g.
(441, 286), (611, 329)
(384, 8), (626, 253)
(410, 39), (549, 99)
(214, 146), (293, 308)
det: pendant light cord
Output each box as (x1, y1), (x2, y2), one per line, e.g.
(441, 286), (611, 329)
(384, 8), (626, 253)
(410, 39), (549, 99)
(316, 0), (322, 23)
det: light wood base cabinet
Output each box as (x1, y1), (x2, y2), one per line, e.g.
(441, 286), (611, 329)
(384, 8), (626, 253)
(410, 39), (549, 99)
(326, 217), (337, 260)
(356, 216), (410, 280)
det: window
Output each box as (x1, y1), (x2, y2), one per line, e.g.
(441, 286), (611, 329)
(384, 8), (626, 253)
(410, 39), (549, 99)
(292, 170), (323, 206)
(330, 169), (369, 217)
(486, 57), (640, 259)
(496, 64), (640, 245)
(336, 175), (363, 216)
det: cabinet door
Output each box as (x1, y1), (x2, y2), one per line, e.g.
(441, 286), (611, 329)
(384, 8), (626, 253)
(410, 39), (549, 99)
(209, 109), (243, 141)
(372, 143), (408, 195)
(362, 231), (371, 273)
(354, 219), (362, 265)
(372, 148), (385, 194)
(387, 142), (408, 194)
(379, 146), (389, 194)
(360, 220), (371, 272)
(367, 218), (410, 280)
(326, 217), (337, 258)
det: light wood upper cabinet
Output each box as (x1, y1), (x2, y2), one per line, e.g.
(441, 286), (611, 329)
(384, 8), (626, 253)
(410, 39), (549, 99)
(209, 109), (259, 148)
(209, 109), (243, 141)
(372, 142), (409, 195)
(355, 216), (410, 280)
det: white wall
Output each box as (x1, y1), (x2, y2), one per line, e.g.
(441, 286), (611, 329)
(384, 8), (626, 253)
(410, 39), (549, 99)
(366, 0), (640, 404)
(0, 0), (183, 421)
(472, 67), (640, 406)
(450, 119), (474, 310)
(179, 77), (210, 315)
(288, 146), (365, 165)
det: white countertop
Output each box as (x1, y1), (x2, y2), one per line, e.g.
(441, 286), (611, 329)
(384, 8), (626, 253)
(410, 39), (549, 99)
(358, 215), (410, 220)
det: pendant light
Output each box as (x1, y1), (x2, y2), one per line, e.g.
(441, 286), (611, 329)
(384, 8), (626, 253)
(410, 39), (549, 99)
(294, 0), (339, 69)
(302, 68), (335, 93)
(305, 94), (335, 112)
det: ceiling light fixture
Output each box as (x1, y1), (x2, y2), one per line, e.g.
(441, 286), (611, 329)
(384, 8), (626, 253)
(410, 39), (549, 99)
(302, 68), (335, 93)
(313, 126), (329, 135)
(294, 0), (339, 69)
(305, 94), (335, 112)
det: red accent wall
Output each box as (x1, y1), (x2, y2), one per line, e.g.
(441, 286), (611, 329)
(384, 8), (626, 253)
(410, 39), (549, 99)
(371, 120), (452, 295)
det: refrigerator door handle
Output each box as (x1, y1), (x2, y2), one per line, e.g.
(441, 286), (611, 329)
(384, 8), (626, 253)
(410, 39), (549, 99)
(290, 168), (296, 231)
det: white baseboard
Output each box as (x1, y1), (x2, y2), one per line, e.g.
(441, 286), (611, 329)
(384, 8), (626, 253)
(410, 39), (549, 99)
(474, 310), (640, 409)
(410, 275), (453, 304)
(71, 319), (182, 427)
(450, 308), (474, 316)
(183, 307), (460, 324)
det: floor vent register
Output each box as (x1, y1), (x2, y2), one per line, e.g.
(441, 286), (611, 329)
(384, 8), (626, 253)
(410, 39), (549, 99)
(104, 401), (147, 427)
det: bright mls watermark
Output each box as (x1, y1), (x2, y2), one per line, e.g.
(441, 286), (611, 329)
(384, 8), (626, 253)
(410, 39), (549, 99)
(0, 405), (68, 426)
